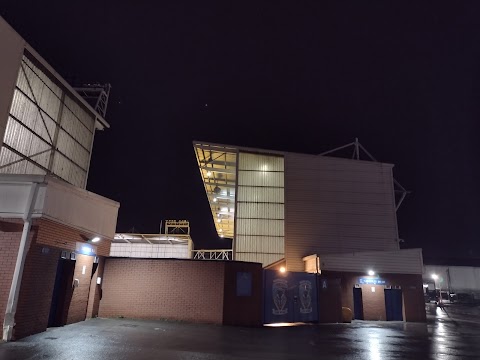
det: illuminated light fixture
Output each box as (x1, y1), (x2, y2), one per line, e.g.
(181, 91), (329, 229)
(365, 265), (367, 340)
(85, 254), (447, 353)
(217, 219), (221, 223)
(260, 164), (268, 171)
(219, 234), (224, 238)
(221, 207), (228, 212)
(219, 229), (223, 232)
(432, 274), (438, 280)
(206, 171), (212, 177)
(217, 213), (221, 217)
(213, 197), (218, 202)
(91, 237), (100, 243)
(368, 270), (375, 276)
(279, 266), (286, 273)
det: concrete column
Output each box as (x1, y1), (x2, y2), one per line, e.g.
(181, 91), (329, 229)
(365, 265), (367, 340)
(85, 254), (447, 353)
(3, 183), (38, 341)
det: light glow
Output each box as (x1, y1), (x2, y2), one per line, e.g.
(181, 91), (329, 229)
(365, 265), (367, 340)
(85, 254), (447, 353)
(213, 197), (218, 202)
(229, 208), (235, 213)
(368, 270), (375, 276)
(432, 274), (438, 280)
(221, 207), (228, 212)
(279, 266), (286, 273)
(206, 171), (212, 177)
(219, 234), (224, 238)
(91, 237), (100, 243)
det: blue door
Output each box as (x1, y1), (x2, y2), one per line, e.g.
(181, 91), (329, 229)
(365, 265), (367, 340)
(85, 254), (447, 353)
(264, 270), (318, 324)
(353, 287), (364, 320)
(385, 289), (403, 321)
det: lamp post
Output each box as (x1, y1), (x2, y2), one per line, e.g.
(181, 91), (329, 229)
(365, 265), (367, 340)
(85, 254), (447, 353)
(432, 274), (439, 304)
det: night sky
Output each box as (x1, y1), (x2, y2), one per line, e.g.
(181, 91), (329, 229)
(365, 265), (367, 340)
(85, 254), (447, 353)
(1, 2), (479, 259)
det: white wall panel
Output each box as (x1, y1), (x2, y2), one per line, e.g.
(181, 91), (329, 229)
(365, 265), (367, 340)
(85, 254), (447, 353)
(238, 170), (284, 187)
(235, 252), (283, 266)
(237, 203), (284, 219)
(236, 219), (284, 236)
(42, 177), (119, 238)
(320, 249), (423, 275)
(285, 153), (399, 272)
(0, 17), (24, 149)
(238, 152), (284, 171)
(424, 265), (480, 294)
(110, 243), (190, 259)
(237, 187), (284, 203)
(236, 236), (284, 253)
(235, 152), (285, 267)
(1, 51), (96, 189)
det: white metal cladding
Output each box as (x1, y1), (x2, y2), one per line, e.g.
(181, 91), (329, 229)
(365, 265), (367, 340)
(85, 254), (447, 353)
(237, 203), (284, 219)
(238, 170), (284, 187)
(284, 152), (399, 272)
(319, 249), (424, 275)
(235, 236), (284, 253)
(237, 187), (284, 203)
(110, 243), (190, 259)
(0, 55), (96, 189)
(238, 152), (284, 171)
(235, 252), (284, 266)
(0, 174), (119, 238)
(0, 17), (25, 148)
(424, 265), (480, 294)
(235, 152), (285, 267)
(236, 219), (284, 236)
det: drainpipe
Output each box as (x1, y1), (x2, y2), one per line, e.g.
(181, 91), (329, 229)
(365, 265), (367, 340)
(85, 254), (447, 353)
(3, 182), (39, 341)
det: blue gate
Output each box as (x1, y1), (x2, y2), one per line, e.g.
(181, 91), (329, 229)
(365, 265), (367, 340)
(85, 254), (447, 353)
(264, 270), (318, 324)
(385, 288), (403, 321)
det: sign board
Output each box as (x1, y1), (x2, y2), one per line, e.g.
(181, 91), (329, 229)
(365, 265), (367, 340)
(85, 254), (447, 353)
(76, 242), (97, 256)
(359, 278), (386, 285)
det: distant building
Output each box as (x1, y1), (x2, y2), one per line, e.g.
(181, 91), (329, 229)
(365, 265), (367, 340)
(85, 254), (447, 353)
(111, 220), (194, 259)
(0, 16), (118, 341)
(194, 140), (426, 322)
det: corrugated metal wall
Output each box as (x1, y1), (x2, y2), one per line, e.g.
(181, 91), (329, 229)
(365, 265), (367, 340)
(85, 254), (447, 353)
(0, 55), (95, 188)
(110, 243), (190, 259)
(0, 17), (24, 150)
(320, 249), (423, 275)
(424, 265), (480, 295)
(235, 152), (285, 267)
(284, 153), (400, 272)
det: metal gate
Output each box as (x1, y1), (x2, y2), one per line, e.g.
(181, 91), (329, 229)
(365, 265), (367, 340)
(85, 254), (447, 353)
(264, 270), (318, 324)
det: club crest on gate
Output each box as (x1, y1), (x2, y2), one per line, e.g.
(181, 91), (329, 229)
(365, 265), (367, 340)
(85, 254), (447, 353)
(299, 280), (312, 314)
(272, 279), (288, 315)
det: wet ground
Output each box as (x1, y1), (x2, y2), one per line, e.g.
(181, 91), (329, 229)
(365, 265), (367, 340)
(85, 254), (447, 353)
(1, 304), (480, 360)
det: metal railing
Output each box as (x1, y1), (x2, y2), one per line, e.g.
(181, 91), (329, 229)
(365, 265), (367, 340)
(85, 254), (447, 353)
(192, 249), (233, 261)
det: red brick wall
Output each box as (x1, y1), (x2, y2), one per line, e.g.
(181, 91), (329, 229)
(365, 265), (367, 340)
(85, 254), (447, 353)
(0, 221), (23, 329)
(0, 218), (107, 339)
(317, 277), (343, 323)
(322, 271), (426, 322)
(99, 259), (226, 324)
(65, 254), (94, 324)
(87, 257), (105, 319)
(35, 218), (112, 257)
(360, 284), (386, 320)
(14, 242), (60, 339)
(223, 262), (263, 327)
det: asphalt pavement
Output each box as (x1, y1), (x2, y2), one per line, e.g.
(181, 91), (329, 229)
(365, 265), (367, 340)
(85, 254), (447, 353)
(0, 304), (479, 360)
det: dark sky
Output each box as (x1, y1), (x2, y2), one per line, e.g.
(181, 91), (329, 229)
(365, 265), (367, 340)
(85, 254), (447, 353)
(2, 2), (479, 258)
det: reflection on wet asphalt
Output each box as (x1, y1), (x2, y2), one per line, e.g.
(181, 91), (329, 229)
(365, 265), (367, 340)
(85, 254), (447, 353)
(0, 305), (479, 360)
